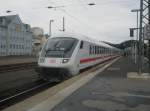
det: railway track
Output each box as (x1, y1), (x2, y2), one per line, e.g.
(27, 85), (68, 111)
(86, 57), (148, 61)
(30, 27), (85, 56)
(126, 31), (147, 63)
(0, 80), (57, 110)
(0, 62), (37, 73)
(0, 82), (48, 103)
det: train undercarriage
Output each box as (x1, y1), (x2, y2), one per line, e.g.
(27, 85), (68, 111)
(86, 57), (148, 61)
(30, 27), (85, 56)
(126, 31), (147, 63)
(37, 67), (72, 82)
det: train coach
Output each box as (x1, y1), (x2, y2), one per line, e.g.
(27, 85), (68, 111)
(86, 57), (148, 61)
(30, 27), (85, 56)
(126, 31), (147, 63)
(38, 33), (120, 81)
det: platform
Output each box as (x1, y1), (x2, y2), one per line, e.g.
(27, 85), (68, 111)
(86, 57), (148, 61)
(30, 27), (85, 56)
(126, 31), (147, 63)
(0, 56), (37, 66)
(49, 57), (150, 111)
(3, 57), (150, 111)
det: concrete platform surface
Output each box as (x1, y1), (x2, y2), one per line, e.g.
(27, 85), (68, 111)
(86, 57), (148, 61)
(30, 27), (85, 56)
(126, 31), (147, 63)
(0, 56), (37, 66)
(127, 72), (150, 79)
(51, 57), (150, 111)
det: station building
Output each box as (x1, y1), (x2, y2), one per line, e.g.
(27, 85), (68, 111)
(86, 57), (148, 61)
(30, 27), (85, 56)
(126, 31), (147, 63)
(31, 27), (47, 56)
(0, 15), (32, 56)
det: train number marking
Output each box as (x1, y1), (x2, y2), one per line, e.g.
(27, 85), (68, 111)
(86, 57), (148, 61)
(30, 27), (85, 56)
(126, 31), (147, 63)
(49, 60), (56, 63)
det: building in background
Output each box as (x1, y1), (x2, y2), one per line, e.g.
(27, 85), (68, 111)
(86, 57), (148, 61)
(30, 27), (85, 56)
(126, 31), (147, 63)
(0, 15), (32, 56)
(31, 27), (47, 56)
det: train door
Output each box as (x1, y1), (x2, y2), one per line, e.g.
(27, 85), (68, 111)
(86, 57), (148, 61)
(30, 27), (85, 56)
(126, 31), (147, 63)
(77, 40), (90, 69)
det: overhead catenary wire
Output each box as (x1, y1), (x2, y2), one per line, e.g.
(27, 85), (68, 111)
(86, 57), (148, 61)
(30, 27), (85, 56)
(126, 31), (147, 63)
(54, 8), (100, 34)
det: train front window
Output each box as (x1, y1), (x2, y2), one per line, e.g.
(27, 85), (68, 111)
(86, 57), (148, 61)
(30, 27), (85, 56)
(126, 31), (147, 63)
(44, 37), (78, 58)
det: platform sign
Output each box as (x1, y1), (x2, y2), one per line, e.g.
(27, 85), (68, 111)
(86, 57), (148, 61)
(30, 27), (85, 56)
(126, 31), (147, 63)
(144, 24), (150, 40)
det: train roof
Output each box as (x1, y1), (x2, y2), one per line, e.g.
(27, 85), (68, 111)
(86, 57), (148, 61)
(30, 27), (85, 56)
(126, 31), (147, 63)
(50, 32), (119, 50)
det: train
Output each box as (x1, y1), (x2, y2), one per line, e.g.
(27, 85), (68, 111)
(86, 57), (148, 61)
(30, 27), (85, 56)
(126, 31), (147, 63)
(38, 33), (121, 81)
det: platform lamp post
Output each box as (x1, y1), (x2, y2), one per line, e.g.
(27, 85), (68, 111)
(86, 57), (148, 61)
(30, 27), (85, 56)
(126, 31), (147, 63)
(131, 9), (140, 64)
(138, 0), (144, 74)
(59, 17), (65, 32)
(49, 19), (54, 37)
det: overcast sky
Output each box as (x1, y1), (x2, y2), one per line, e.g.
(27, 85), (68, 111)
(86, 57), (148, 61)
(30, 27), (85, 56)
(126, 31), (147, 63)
(0, 0), (139, 43)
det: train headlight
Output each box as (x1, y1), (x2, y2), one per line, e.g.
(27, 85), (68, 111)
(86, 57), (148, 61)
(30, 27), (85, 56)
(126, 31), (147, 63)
(62, 59), (69, 63)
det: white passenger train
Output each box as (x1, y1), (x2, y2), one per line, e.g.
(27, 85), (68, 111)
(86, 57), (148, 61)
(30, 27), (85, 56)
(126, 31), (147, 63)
(38, 33), (120, 81)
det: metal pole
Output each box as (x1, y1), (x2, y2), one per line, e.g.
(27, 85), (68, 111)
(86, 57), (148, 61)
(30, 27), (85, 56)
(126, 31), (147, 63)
(139, 0), (143, 74)
(6, 28), (9, 56)
(49, 20), (54, 37)
(149, 0), (150, 28)
(137, 11), (139, 41)
(148, 0), (150, 70)
(49, 21), (51, 37)
(132, 37), (134, 61)
(63, 17), (65, 32)
(135, 11), (139, 64)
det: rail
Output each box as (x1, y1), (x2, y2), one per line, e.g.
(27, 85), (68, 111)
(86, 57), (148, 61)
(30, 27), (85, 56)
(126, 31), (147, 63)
(0, 62), (37, 73)
(0, 80), (57, 110)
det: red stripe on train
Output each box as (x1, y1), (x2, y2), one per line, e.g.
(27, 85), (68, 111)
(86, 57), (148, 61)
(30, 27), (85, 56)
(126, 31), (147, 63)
(80, 56), (103, 63)
(80, 55), (112, 64)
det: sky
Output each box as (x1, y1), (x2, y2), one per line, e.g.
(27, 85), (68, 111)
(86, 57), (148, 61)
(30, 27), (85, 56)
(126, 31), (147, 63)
(0, 0), (140, 43)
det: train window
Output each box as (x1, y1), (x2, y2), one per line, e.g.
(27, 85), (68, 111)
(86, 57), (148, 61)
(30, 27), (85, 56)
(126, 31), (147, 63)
(93, 46), (95, 54)
(95, 46), (96, 54)
(102, 47), (104, 54)
(94, 46), (95, 54)
(89, 46), (90, 54)
(91, 46), (93, 54)
(89, 45), (91, 55)
(80, 41), (84, 49)
(92, 46), (94, 54)
(93, 46), (96, 54)
(97, 46), (98, 54)
(100, 47), (101, 54)
(96, 46), (98, 54)
(101, 47), (102, 54)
